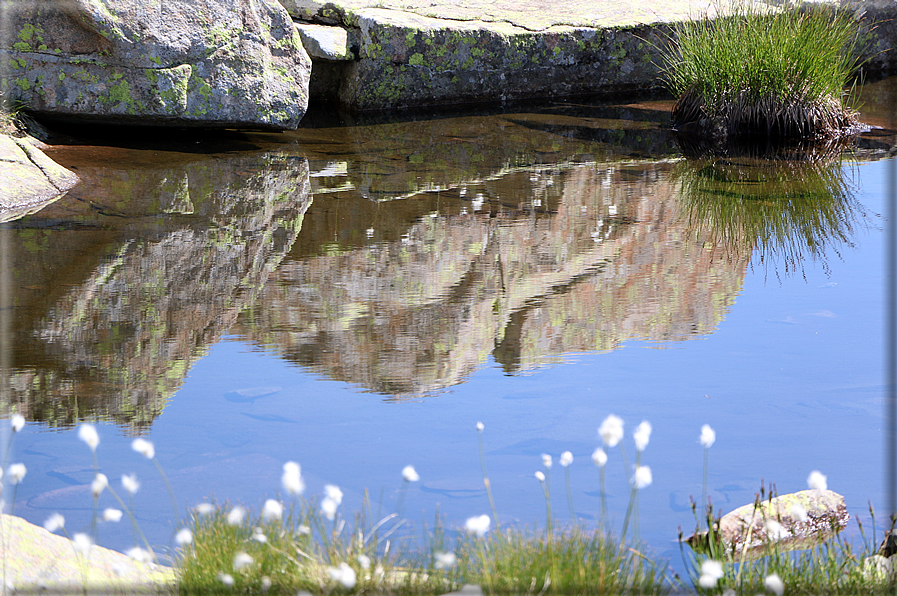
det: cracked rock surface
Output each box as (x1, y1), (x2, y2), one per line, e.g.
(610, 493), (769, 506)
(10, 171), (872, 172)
(0, 134), (78, 221)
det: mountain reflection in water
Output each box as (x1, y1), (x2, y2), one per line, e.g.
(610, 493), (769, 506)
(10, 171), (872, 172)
(4, 97), (887, 426)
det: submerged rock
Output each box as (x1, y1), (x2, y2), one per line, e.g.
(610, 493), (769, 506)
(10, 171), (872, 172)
(688, 489), (849, 559)
(1, 0), (311, 129)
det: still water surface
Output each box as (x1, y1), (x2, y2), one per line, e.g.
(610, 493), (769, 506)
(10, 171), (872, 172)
(3, 79), (895, 570)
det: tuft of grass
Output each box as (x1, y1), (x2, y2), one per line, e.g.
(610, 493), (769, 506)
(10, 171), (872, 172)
(661, 0), (865, 139)
(459, 525), (668, 595)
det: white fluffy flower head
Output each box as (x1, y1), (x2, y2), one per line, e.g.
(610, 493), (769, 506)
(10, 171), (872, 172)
(233, 552), (254, 571)
(324, 484), (343, 505)
(634, 421), (652, 451)
(132, 438), (155, 459)
(321, 497), (338, 521)
(791, 503), (808, 523)
(598, 414), (624, 448)
(764, 573), (784, 596)
(43, 513), (65, 533)
(476, 421), (484, 432)
(435, 551), (457, 569)
(103, 508), (122, 522)
(91, 473), (108, 497)
(402, 465), (420, 482)
(121, 473), (140, 495)
(282, 461), (304, 495)
(328, 562), (357, 589)
(465, 514), (491, 537)
(592, 447), (608, 467)
(11, 414), (24, 433)
(175, 528), (193, 546)
(195, 503), (215, 516)
(227, 506), (246, 526)
(8, 463), (26, 484)
(541, 453), (552, 469)
(560, 451), (573, 467)
(262, 499), (283, 522)
(78, 424), (99, 451)
(700, 424), (716, 448)
(808, 470), (827, 491)
(535, 470), (545, 482)
(698, 559), (724, 588)
(633, 465), (652, 489)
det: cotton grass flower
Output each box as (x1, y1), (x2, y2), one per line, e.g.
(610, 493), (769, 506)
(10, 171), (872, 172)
(402, 465), (420, 482)
(791, 502), (808, 522)
(541, 453), (552, 469)
(599, 414), (624, 447)
(8, 463), (26, 484)
(72, 533), (92, 555)
(43, 513), (64, 533)
(476, 421), (484, 431)
(633, 421), (652, 451)
(262, 499), (283, 522)
(227, 506), (246, 526)
(765, 573), (784, 596)
(102, 508), (123, 522)
(435, 551), (457, 569)
(633, 465), (652, 489)
(131, 438), (155, 459)
(765, 519), (788, 540)
(233, 552), (254, 571)
(218, 573), (234, 587)
(357, 554), (371, 570)
(591, 447), (608, 467)
(195, 502), (214, 516)
(560, 451), (573, 467)
(321, 497), (338, 521)
(282, 461), (304, 495)
(465, 514), (491, 537)
(252, 529), (267, 543)
(175, 528), (193, 546)
(700, 424), (716, 448)
(698, 559), (724, 588)
(121, 474), (140, 495)
(91, 473), (108, 497)
(808, 470), (828, 491)
(324, 484), (343, 505)
(328, 562), (357, 589)
(78, 424), (99, 451)
(535, 470), (545, 482)
(11, 414), (24, 433)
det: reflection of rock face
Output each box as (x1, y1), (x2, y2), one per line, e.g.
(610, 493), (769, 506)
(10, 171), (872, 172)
(237, 159), (750, 396)
(7, 150), (311, 429)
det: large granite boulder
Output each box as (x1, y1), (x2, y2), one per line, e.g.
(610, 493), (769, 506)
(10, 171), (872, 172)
(1, 0), (311, 129)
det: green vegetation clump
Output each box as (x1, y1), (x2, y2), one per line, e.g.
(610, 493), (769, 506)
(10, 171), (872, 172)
(662, 1), (865, 140)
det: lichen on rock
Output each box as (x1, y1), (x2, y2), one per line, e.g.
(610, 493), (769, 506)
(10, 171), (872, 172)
(0, 0), (311, 129)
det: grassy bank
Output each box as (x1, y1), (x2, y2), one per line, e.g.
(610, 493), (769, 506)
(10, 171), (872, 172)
(4, 417), (896, 594)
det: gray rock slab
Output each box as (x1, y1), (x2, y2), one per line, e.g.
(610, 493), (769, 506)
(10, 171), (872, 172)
(0, 513), (174, 593)
(282, 0), (894, 111)
(296, 23), (355, 60)
(0, 134), (78, 221)
(1, 0), (311, 130)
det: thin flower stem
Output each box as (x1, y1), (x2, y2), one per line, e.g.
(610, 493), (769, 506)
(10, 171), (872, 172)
(599, 466), (607, 531)
(702, 447), (709, 529)
(620, 452), (642, 541)
(107, 485), (155, 559)
(152, 457), (179, 524)
(477, 426), (500, 531)
(395, 479), (409, 519)
(564, 465), (575, 520)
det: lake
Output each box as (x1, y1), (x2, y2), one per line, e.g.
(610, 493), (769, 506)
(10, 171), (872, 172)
(2, 76), (895, 574)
